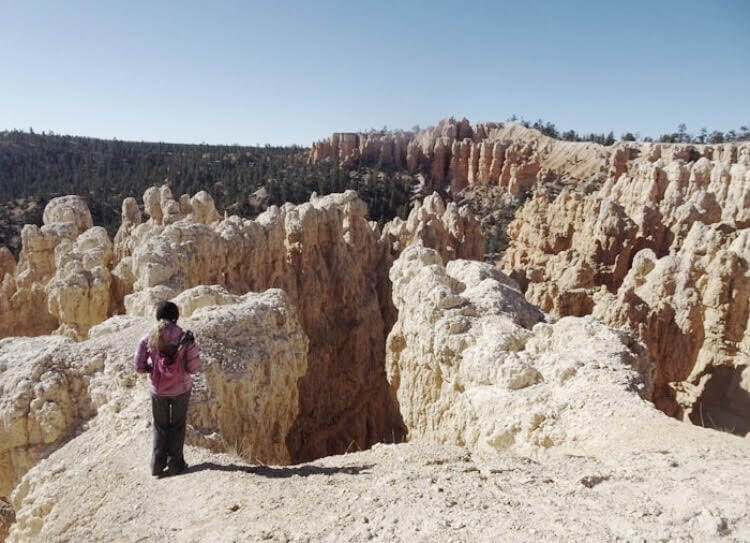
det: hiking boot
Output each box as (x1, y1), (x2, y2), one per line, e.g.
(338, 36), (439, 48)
(151, 458), (167, 477)
(168, 460), (188, 475)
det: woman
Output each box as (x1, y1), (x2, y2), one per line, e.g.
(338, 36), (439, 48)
(133, 301), (201, 476)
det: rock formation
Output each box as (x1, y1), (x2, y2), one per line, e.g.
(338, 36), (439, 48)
(315, 118), (749, 433)
(0, 288), (307, 500)
(41, 196), (93, 235)
(3, 245), (749, 542)
(0, 186), (483, 471)
(591, 223), (750, 429)
(0, 196), (93, 338)
(0, 335), (93, 498)
(0, 499), (11, 543)
(115, 188), (482, 462)
(45, 227), (114, 340)
(380, 193), (484, 262)
(0, 185), (484, 530)
(386, 245), (657, 455)
(3, 170), (750, 540)
(310, 118), (612, 196)
(0, 248), (15, 280)
(310, 131), (412, 169)
(175, 289), (308, 464)
(501, 137), (750, 431)
(116, 190), (408, 462)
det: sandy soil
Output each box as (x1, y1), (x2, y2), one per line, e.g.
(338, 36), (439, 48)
(7, 391), (749, 543)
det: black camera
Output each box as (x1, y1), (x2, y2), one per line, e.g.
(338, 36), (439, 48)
(179, 330), (195, 346)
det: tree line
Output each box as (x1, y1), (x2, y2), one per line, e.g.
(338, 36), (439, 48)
(507, 116), (750, 145)
(0, 130), (412, 246)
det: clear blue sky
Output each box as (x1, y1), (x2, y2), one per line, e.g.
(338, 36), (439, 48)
(1, 0), (748, 145)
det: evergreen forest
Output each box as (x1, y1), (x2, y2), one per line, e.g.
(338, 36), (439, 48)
(0, 130), (412, 253)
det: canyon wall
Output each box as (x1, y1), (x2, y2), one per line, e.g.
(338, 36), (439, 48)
(0, 187), (483, 468)
(314, 118), (750, 434)
(115, 189), (404, 463)
(311, 118), (744, 200)
(500, 139), (750, 431)
(310, 119), (612, 196)
(310, 119), (750, 434)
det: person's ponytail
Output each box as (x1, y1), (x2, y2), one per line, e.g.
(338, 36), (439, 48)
(147, 319), (170, 352)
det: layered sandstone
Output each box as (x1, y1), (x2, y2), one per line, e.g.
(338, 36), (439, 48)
(501, 138), (750, 431)
(310, 118), (612, 196)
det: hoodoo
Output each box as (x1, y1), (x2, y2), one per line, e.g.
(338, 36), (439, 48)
(0, 187), (483, 504)
(1, 119), (749, 542)
(313, 118), (750, 436)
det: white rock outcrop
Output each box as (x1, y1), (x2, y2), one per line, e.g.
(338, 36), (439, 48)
(0, 288), (308, 502)
(40, 196), (93, 237)
(381, 193), (484, 262)
(0, 336), (97, 498)
(386, 245), (657, 456)
(184, 289), (308, 464)
(45, 227), (114, 340)
(0, 196), (105, 339)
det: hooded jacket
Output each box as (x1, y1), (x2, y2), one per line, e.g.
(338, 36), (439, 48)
(133, 322), (201, 396)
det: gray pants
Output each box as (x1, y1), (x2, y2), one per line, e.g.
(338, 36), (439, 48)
(151, 391), (190, 475)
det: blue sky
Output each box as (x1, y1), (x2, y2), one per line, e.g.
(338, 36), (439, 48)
(1, 0), (748, 145)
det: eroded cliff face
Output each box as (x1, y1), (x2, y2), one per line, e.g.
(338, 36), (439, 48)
(313, 117), (750, 434)
(116, 189), (405, 462)
(501, 140), (750, 431)
(386, 245), (657, 456)
(0, 196), (94, 338)
(0, 288), (307, 502)
(0, 187), (483, 469)
(310, 119), (612, 196)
